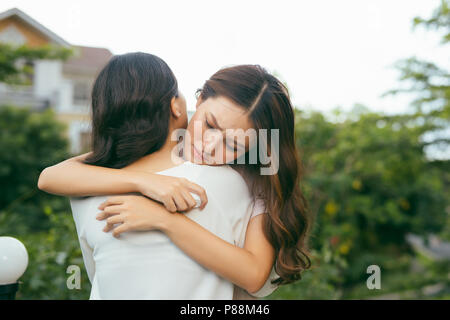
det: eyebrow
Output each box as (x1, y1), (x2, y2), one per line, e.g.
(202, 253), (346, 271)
(208, 112), (246, 150)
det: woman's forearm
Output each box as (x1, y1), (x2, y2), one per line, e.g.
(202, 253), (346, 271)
(39, 157), (208, 211)
(160, 213), (273, 294)
(37, 153), (139, 196)
(98, 195), (273, 292)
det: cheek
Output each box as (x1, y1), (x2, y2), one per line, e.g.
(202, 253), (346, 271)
(186, 117), (206, 144)
(224, 149), (237, 163)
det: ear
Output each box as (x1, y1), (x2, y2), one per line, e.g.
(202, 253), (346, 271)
(170, 96), (182, 118)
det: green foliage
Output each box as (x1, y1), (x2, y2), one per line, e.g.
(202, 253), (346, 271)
(0, 106), (90, 299)
(385, 57), (450, 121)
(386, 0), (449, 152)
(0, 106), (69, 232)
(413, 0), (450, 44)
(265, 108), (449, 299)
(301, 109), (447, 243)
(0, 43), (72, 84)
(268, 1), (450, 299)
(0, 38), (89, 299)
(11, 207), (91, 299)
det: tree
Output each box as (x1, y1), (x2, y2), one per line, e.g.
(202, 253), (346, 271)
(385, 0), (450, 160)
(0, 44), (90, 299)
(0, 106), (91, 299)
(268, 107), (449, 299)
(270, 1), (450, 299)
(0, 40), (73, 232)
(0, 106), (69, 232)
(0, 43), (71, 84)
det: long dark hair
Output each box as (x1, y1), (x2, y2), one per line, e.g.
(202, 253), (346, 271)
(199, 65), (312, 285)
(84, 52), (178, 168)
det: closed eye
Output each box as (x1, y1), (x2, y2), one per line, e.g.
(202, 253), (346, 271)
(205, 118), (214, 129)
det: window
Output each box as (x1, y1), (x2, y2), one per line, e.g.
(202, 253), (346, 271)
(73, 82), (90, 105)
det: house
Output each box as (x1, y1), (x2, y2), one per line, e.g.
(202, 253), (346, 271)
(0, 8), (113, 153)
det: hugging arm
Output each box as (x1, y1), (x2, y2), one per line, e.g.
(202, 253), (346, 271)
(164, 211), (275, 294)
(40, 156), (275, 293)
(38, 153), (138, 197)
(37, 153), (207, 212)
(97, 195), (275, 294)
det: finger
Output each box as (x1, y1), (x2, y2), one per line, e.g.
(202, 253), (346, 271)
(104, 205), (125, 214)
(185, 182), (208, 209)
(96, 206), (122, 220)
(162, 197), (177, 213)
(98, 196), (125, 210)
(96, 210), (119, 221)
(96, 211), (108, 220)
(112, 223), (130, 238)
(106, 215), (124, 225)
(181, 190), (197, 210)
(172, 193), (189, 212)
(103, 222), (116, 233)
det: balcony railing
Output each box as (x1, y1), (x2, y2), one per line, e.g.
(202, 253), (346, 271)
(0, 85), (49, 110)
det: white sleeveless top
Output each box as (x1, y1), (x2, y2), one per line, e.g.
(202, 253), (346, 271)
(70, 161), (278, 300)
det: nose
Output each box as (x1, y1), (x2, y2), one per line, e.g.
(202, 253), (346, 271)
(203, 130), (222, 155)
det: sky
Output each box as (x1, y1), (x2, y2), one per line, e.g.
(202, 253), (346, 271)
(1, 0), (448, 114)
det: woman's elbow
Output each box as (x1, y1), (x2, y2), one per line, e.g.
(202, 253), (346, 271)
(38, 157), (81, 193)
(245, 270), (268, 295)
(37, 167), (52, 191)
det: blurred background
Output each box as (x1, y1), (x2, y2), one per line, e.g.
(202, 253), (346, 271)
(0, 0), (448, 299)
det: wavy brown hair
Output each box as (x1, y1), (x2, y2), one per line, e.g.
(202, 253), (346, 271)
(199, 65), (312, 285)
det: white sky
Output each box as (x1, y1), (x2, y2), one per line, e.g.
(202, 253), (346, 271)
(1, 0), (448, 114)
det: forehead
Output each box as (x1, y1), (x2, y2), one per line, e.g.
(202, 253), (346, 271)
(202, 96), (253, 131)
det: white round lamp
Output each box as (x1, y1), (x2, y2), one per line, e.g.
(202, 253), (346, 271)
(0, 236), (28, 299)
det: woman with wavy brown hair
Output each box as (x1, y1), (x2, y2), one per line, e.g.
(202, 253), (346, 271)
(38, 58), (312, 299)
(213, 65), (311, 285)
(182, 64), (312, 288)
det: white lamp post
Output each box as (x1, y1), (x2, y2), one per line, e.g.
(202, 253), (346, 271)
(0, 236), (28, 299)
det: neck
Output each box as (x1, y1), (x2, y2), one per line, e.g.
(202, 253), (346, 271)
(124, 130), (184, 173)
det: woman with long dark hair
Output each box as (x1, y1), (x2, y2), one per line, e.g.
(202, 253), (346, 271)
(38, 54), (312, 299)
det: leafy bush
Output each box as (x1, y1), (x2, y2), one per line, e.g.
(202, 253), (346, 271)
(0, 106), (69, 233)
(0, 106), (89, 299)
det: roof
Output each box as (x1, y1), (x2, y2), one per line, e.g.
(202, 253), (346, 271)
(0, 8), (113, 74)
(0, 8), (70, 47)
(63, 45), (113, 74)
